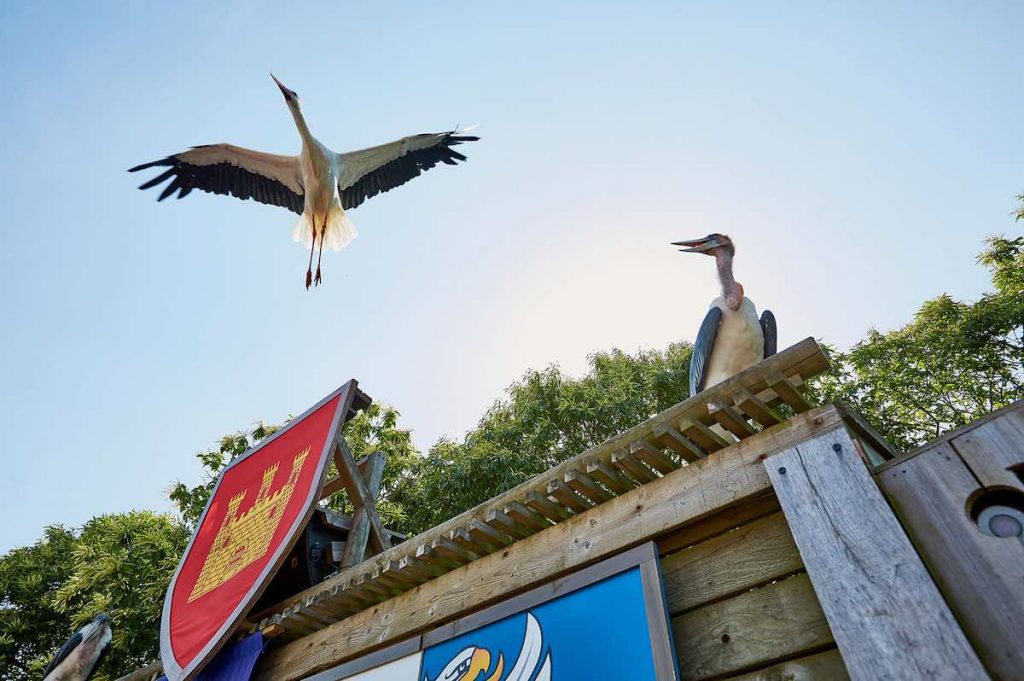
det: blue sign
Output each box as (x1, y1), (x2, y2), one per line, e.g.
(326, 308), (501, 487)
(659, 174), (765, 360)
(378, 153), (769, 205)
(420, 567), (660, 681)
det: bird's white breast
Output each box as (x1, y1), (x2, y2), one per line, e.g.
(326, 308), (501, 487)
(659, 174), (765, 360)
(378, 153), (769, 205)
(704, 297), (764, 389)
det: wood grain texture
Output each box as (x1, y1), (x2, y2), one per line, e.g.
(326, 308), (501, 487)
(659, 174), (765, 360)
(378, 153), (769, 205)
(248, 339), (828, 632)
(661, 512), (803, 614)
(725, 649), (849, 681)
(672, 573), (832, 681)
(254, 406), (847, 681)
(768, 428), (986, 681)
(879, 439), (1024, 681)
(951, 402), (1024, 490)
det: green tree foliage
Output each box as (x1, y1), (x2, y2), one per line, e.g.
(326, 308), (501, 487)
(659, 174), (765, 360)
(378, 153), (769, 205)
(0, 513), (187, 681)
(0, 526), (77, 679)
(391, 343), (693, 534)
(812, 236), (1024, 450)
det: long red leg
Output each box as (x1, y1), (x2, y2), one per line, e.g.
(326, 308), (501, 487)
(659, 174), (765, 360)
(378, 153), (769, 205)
(314, 215), (327, 286)
(305, 215), (317, 289)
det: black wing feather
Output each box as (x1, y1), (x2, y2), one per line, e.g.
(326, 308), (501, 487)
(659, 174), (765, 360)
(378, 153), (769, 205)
(129, 147), (303, 214)
(760, 309), (777, 359)
(690, 307), (722, 397)
(340, 133), (479, 210)
(42, 631), (83, 678)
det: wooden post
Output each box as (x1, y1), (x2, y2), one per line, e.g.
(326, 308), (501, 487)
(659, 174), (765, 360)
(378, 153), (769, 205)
(332, 439), (392, 555)
(339, 450), (387, 568)
(765, 426), (986, 681)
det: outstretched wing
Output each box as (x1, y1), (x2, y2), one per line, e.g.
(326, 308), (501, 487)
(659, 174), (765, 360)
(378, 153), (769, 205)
(760, 309), (777, 359)
(129, 144), (304, 214)
(690, 307), (722, 397)
(336, 129), (479, 210)
(42, 630), (83, 679)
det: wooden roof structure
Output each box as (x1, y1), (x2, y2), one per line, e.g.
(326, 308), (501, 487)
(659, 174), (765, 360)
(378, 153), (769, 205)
(121, 337), (1021, 681)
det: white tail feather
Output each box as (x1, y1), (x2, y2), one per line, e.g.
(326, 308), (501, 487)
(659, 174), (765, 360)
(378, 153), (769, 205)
(292, 205), (357, 252)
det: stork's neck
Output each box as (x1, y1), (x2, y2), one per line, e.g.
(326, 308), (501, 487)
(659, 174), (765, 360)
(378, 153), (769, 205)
(715, 250), (744, 311)
(288, 105), (315, 148)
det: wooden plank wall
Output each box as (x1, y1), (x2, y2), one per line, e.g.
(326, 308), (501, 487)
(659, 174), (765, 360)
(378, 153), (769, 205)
(657, 496), (848, 681)
(877, 400), (1024, 681)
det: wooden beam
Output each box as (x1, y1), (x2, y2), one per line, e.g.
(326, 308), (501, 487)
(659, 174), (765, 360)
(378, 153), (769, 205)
(732, 388), (782, 428)
(652, 425), (703, 462)
(661, 512), (803, 614)
(766, 427), (985, 680)
(340, 451), (387, 568)
(253, 404), (845, 680)
(671, 573), (832, 681)
(725, 649), (848, 681)
(631, 440), (678, 474)
(333, 441), (391, 556)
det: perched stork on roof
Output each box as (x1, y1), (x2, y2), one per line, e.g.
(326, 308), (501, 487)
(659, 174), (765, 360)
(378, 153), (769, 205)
(42, 613), (112, 681)
(130, 74), (479, 288)
(673, 234), (776, 396)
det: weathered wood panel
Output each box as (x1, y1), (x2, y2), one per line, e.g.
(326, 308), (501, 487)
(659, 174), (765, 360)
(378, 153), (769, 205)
(661, 512), (803, 613)
(671, 573), (832, 681)
(254, 406), (847, 681)
(725, 649), (849, 681)
(768, 428), (986, 681)
(879, 433), (1024, 680)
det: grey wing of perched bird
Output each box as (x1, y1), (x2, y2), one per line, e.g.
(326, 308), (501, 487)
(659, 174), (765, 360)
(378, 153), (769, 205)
(760, 309), (777, 358)
(42, 630), (84, 678)
(689, 307), (722, 397)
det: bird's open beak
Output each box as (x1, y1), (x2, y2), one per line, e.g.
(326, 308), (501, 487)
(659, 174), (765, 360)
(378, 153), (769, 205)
(671, 236), (722, 253)
(270, 73), (293, 102)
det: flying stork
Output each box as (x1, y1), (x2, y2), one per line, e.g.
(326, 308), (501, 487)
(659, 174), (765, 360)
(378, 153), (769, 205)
(42, 613), (112, 681)
(130, 74), (479, 288)
(673, 234), (776, 396)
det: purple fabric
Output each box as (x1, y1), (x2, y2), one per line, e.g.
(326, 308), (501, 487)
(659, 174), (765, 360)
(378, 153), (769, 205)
(159, 632), (265, 681)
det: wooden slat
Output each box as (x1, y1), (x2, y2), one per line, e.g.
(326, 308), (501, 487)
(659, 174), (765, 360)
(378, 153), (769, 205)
(254, 405), (845, 681)
(767, 427), (985, 681)
(725, 649), (849, 681)
(766, 371), (812, 413)
(732, 388), (782, 428)
(547, 478), (595, 512)
(584, 457), (637, 493)
(484, 508), (533, 540)
(661, 512), (803, 613)
(878, 431), (1024, 680)
(657, 494), (781, 556)
(504, 501), (550, 532)
(951, 403), (1024, 490)
(467, 519), (514, 550)
(707, 402), (758, 438)
(340, 451), (386, 567)
(671, 573), (833, 681)
(679, 417), (731, 452)
(653, 425), (703, 462)
(333, 441), (391, 555)
(522, 491), (573, 523)
(611, 449), (658, 483)
(632, 440), (679, 474)
(563, 469), (614, 503)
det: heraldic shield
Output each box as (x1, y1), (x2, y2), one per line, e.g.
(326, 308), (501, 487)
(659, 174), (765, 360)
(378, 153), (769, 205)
(160, 381), (361, 681)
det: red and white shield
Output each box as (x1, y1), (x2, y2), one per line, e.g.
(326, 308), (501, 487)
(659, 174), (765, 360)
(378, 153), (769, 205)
(160, 382), (358, 680)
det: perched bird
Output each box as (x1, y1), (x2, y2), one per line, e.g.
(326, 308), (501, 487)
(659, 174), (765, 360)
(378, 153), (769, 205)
(130, 74), (479, 288)
(673, 234), (776, 396)
(42, 613), (112, 681)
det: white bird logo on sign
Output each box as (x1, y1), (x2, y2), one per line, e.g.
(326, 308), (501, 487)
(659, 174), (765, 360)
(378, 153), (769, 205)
(429, 612), (552, 681)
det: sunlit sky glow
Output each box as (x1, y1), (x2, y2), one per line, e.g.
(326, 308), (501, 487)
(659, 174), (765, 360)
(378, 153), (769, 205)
(1, 1), (1022, 550)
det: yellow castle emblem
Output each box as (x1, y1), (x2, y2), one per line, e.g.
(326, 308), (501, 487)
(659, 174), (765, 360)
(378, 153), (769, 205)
(188, 448), (310, 602)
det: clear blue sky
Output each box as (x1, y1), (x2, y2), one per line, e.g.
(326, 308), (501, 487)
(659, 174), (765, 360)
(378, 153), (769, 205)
(1, 1), (1021, 551)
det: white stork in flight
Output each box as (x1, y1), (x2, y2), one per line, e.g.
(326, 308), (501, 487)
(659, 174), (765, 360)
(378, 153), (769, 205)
(674, 234), (776, 396)
(130, 75), (479, 288)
